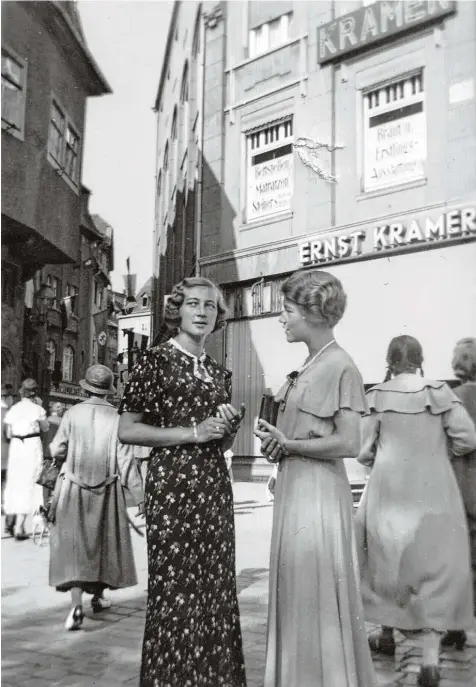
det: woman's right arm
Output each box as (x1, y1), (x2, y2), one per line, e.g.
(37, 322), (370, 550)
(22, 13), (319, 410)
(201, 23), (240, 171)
(118, 412), (229, 447)
(357, 412), (380, 467)
(443, 402), (476, 456)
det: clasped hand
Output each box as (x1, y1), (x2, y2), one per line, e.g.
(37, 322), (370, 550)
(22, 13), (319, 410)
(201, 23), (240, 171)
(254, 419), (289, 463)
(195, 403), (246, 443)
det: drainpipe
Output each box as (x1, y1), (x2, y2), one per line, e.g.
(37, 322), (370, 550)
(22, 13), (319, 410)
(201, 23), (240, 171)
(195, 5), (206, 277)
(152, 102), (161, 337)
(330, 0), (337, 227)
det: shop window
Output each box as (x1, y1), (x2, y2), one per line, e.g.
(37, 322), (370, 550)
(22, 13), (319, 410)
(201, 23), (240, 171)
(249, 13), (292, 58)
(62, 345), (75, 382)
(1, 46), (26, 139)
(362, 70), (425, 193)
(46, 340), (56, 371)
(47, 96), (81, 188)
(246, 118), (293, 223)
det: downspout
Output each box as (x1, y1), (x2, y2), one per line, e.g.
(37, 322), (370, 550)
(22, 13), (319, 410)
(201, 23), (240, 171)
(195, 5), (206, 276)
(152, 105), (161, 339)
(330, 0), (337, 227)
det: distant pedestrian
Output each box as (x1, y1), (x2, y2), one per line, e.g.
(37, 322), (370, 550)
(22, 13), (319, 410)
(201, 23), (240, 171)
(48, 364), (144, 631)
(254, 269), (376, 687)
(1, 383), (15, 533)
(3, 379), (49, 540)
(41, 402), (66, 508)
(118, 276), (246, 687)
(355, 335), (476, 687)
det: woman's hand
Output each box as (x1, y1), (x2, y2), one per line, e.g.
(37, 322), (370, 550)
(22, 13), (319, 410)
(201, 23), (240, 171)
(196, 417), (230, 443)
(216, 403), (246, 436)
(254, 419), (289, 461)
(137, 502), (145, 517)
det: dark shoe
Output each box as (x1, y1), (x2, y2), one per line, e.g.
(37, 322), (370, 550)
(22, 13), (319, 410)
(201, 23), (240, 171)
(441, 630), (467, 651)
(4, 523), (14, 537)
(91, 596), (112, 614)
(417, 665), (440, 687)
(14, 526), (28, 541)
(65, 606), (84, 631)
(368, 632), (396, 656)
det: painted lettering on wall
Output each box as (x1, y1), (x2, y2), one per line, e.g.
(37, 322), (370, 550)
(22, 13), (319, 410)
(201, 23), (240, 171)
(247, 153), (293, 221)
(299, 207), (476, 266)
(318, 1), (456, 65)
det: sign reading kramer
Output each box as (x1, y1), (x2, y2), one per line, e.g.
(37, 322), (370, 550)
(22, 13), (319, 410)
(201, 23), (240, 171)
(318, 1), (456, 65)
(299, 207), (476, 266)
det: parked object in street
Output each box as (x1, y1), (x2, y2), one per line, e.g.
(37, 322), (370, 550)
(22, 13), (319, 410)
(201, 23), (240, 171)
(355, 335), (476, 686)
(254, 269), (377, 687)
(48, 364), (144, 632)
(3, 379), (49, 540)
(118, 277), (247, 687)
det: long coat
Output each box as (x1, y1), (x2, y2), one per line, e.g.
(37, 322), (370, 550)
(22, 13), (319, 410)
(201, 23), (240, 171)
(49, 397), (143, 593)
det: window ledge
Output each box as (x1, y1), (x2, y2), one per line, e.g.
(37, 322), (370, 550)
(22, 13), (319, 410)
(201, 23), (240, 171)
(239, 209), (293, 232)
(2, 120), (24, 141)
(356, 177), (427, 201)
(47, 153), (79, 195)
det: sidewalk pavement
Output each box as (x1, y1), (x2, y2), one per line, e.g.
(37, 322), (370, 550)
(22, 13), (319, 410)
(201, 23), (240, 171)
(1, 483), (474, 686)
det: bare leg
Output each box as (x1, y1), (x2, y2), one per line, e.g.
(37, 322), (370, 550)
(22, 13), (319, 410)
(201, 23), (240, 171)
(71, 587), (83, 609)
(422, 631), (442, 666)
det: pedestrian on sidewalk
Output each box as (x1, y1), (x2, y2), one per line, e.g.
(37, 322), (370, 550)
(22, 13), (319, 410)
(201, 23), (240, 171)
(3, 379), (49, 540)
(254, 269), (376, 687)
(1, 383), (15, 533)
(48, 364), (144, 631)
(41, 402), (66, 510)
(355, 335), (476, 687)
(118, 276), (247, 687)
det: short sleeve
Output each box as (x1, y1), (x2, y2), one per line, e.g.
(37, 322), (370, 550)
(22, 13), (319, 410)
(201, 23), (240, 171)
(37, 406), (47, 421)
(118, 351), (162, 415)
(339, 365), (369, 415)
(299, 360), (368, 419)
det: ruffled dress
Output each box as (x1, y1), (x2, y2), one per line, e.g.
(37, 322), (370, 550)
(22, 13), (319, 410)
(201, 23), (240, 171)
(265, 344), (377, 687)
(355, 374), (476, 631)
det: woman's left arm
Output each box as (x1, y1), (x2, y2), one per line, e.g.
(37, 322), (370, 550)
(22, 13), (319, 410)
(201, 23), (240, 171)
(257, 409), (361, 460)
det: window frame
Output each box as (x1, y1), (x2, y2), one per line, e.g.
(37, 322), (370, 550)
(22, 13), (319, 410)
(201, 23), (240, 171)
(46, 340), (56, 372)
(62, 345), (75, 382)
(361, 69), (426, 194)
(47, 275), (59, 309)
(47, 93), (82, 193)
(1, 45), (27, 141)
(248, 13), (293, 59)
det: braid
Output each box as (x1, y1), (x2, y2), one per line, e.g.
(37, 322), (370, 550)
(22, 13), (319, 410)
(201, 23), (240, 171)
(383, 367), (392, 383)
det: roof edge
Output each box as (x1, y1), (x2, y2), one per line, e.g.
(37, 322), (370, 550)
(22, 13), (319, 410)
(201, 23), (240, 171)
(153, 0), (181, 112)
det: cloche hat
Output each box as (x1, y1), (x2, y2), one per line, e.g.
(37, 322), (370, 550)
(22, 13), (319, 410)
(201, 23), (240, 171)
(79, 364), (115, 396)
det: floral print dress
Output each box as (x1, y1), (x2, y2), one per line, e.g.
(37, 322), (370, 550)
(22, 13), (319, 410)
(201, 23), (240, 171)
(119, 340), (246, 687)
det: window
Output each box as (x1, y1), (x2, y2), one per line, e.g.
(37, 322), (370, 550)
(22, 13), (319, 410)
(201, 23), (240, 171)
(142, 295), (148, 307)
(246, 118), (293, 222)
(1, 261), (18, 307)
(171, 108), (178, 191)
(94, 281), (103, 309)
(180, 64), (189, 165)
(47, 97), (81, 186)
(362, 70), (425, 193)
(249, 13), (292, 58)
(62, 345), (74, 382)
(163, 143), (170, 222)
(46, 340), (56, 371)
(65, 284), (78, 313)
(47, 275), (59, 308)
(1, 47), (26, 138)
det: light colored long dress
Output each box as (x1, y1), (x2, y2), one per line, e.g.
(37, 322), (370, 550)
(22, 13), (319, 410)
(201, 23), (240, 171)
(265, 344), (376, 687)
(49, 396), (143, 593)
(355, 374), (476, 631)
(3, 398), (46, 514)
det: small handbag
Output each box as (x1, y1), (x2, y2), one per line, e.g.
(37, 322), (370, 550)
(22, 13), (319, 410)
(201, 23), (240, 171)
(36, 459), (60, 491)
(259, 392), (280, 427)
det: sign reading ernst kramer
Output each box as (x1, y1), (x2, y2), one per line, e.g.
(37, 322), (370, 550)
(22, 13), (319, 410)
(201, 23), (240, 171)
(318, 1), (456, 65)
(299, 207), (476, 266)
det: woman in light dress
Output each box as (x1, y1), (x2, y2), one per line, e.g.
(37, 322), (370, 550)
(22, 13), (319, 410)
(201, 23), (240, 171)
(3, 378), (48, 540)
(355, 335), (476, 687)
(255, 269), (376, 687)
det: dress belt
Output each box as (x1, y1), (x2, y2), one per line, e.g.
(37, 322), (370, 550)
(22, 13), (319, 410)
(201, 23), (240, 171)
(63, 469), (118, 491)
(12, 433), (40, 441)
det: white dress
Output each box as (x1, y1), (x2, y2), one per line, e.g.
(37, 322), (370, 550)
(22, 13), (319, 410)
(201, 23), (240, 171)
(3, 399), (46, 514)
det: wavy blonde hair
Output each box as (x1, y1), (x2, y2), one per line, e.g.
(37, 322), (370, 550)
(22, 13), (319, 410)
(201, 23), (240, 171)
(281, 269), (347, 328)
(452, 337), (476, 382)
(164, 277), (228, 334)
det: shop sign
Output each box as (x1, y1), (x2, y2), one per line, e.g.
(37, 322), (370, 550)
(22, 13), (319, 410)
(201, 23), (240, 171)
(299, 206), (476, 266)
(54, 382), (88, 398)
(318, 1), (456, 65)
(364, 99), (426, 192)
(247, 152), (293, 222)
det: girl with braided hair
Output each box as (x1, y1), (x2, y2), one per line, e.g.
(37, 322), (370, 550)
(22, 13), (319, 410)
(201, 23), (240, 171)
(355, 335), (476, 687)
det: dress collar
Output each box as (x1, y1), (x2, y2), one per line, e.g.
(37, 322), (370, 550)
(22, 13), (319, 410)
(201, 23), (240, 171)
(169, 338), (207, 362)
(169, 338), (212, 384)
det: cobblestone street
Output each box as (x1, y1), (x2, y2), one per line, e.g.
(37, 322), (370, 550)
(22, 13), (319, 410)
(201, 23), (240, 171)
(2, 483), (474, 686)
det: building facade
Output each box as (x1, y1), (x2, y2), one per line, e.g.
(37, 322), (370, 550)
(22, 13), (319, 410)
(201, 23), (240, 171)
(116, 279), (152, 398)
(154, 0), (476, 472)
(1, 1), (111, 402)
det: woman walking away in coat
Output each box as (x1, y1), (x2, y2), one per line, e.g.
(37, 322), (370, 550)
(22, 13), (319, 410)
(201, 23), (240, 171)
(355, 335), (476, 687)
(443, 337), (476, 650)
(3, 379), (49, 540)
(48, 364), (144, 631)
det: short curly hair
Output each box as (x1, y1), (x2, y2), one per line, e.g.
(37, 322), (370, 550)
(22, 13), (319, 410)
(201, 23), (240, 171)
(164, 277), (228, 334)
(281, 269), (347, 328)
(452, 337), (476, 382)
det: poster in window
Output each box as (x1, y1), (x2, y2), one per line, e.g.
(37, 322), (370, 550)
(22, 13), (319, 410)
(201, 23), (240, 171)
(247, 145), (293, 222)
(364, 101), (426, 192)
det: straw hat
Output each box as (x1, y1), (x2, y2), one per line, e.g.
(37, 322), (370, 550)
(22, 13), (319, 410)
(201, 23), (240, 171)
(79, 364), (115, 396)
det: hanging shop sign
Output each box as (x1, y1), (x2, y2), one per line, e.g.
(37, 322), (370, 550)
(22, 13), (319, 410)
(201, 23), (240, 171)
(299, 206), (476, 266)
(318, 1), (456, 65)
(247, 149), (293, 222)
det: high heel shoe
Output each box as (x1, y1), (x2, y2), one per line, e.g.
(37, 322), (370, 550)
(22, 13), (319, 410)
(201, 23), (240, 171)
(65, 605), (84, 631)
(417, 665), (440, 686)
(440, 630), (467, 651)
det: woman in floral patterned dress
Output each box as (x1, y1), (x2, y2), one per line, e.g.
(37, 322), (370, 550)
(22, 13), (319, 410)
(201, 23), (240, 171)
(118, 277), (246, 687)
